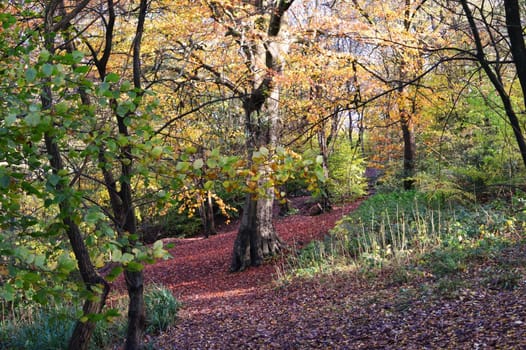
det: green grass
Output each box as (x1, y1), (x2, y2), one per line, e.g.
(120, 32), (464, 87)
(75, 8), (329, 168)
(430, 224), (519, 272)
(275, 190), (526, 291)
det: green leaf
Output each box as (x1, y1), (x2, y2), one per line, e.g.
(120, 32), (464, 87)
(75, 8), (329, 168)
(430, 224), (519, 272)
(24, 112), (40, 126)
(54, 102), (68, 115)
(72, 50), (84, 63)
(0, 284), (15, 302)
(21, 182), (41, 196)
(193, 158), (204, 170)
(204, 180), (214, 191)
(315, 168), (326, 182)
(57, 254), (77, 274)
(175, 161), (189, 172)
(276, 146), (286, 156)
(47, 173), (61, 186)
(0, 174), (10, 189)
(74, 66), (89, 74)
(120, 81), (132, 91)
(25, 68), (37, 82)
(105, 72), (120, 83)
(5, 113), (17, 126)
(42, 63), (54, 77)
(259, 146), (269, 156)
(39, 49), (51, 63)
(153, 240), (163, 251)
(126, 261), (144, 272)
(111, 249), (122, 262)
(85, 208), (105, 225)
(116, 103), (128, 117)
(34, 254), (46, 270)
(206, 158), (218, 168)
(151, 146), (163, 159)
(121, 252), (134, 264)
(211, 148), (220, 157)
(106, 266), (123, 282)
(116, 135), (129, 147)
(22, 271), (40, 283)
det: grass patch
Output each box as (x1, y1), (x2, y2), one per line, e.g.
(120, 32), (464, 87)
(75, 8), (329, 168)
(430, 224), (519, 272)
(276, 190), (526, 290)
(145, 283), (181, 334)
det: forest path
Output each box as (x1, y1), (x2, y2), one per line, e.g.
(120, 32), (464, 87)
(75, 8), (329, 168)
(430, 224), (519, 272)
(145, 197), (526, 349)
(146, 198), (363, 348)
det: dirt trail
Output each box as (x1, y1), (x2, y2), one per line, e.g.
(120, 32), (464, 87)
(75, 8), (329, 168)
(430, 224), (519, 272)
(145, 200), (363, 349)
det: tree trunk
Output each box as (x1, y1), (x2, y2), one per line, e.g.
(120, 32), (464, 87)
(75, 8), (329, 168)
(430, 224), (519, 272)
(46, 133), (110, 350)
(42, 96), (109, 350)
(256, 172), (283, 256)
(401, 114), (416, 190)
(231, 195), (259, 271)
(206, 191), (217, 235)
(41, 3), (109, 348)
(200, 190), (217, 238)
(230, 0), (293, 272)
(124, 271), (146, 350)
(123, 2), (147, 348)
(317, 129), (332, 210)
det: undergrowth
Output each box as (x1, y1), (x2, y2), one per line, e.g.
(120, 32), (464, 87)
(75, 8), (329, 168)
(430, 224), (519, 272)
(275, 190), (526, 289)
(0, 283), (180, 350)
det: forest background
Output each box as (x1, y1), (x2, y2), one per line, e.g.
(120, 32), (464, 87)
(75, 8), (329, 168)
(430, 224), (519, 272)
(1, 0), (526, 349)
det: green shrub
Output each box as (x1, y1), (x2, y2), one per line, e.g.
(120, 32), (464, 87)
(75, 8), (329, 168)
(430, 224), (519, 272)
(0, 284), (180, 349)
(0, 306), (74, 350)
(424, 248), (468, 277)
(144, 284), (181, 334)
(327, 141), (367, 201)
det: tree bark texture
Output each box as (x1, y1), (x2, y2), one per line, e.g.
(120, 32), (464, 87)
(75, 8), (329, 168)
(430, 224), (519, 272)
(231, 195), (259, 271)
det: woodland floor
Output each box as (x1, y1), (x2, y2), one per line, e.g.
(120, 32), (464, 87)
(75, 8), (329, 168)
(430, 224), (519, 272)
(132, 197), (526, 349)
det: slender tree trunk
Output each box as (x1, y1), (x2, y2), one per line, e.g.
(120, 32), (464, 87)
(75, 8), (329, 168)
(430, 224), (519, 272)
(199, 190), (217, 238)
(122, 2), (148, 348)
(401, 114), (416, 190)
(42, 3), (109, 349)
(503, 0), (526, 167)
(317, 128), (332, 210)
(45, 129), (110, 350)
(124, 271), (145, 350)
(206, 191), (217, 235)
